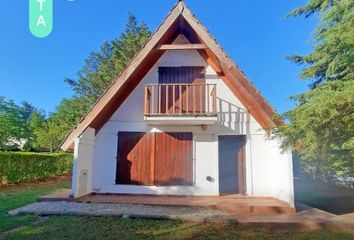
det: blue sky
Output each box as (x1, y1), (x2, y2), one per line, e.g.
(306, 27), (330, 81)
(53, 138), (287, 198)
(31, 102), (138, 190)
(0, 0), (316, 114)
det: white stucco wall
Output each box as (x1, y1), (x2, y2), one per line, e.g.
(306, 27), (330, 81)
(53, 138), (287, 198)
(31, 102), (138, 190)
(86, 49), (294, 205)
(72, 127), (95, 198)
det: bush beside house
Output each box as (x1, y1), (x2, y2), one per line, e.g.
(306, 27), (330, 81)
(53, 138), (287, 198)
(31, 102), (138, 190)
(0, 152), (72, 185)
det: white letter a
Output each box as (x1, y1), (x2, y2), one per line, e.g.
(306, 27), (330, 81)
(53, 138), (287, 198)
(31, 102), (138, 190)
(37, 15), (46, 27)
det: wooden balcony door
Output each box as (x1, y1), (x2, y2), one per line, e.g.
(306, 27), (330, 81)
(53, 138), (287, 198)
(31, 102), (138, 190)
(158, 66), (205, 114)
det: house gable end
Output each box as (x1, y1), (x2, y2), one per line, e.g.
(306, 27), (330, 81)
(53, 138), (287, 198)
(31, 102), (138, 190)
(61, 1), (279, 152)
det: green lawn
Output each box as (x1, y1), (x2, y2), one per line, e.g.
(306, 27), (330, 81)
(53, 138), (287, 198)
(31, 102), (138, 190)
(0, 179), (70, 233)
(3, 216), (354, 240)
(1, 179), (353, 240)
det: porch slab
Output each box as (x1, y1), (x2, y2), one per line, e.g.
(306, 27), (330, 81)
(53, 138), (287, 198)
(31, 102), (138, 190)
(38, 190), (295, 215)
(77, 194), (295, 214)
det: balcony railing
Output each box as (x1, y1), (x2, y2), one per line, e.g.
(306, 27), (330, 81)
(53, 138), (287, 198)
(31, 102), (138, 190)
(144, 83), (217, 116)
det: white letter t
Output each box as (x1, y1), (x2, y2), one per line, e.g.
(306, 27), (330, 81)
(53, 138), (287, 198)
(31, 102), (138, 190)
(37, 0), (46, 12)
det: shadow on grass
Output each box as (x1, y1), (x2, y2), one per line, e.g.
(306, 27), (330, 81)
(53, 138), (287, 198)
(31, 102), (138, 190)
(294, 178), (354, 214)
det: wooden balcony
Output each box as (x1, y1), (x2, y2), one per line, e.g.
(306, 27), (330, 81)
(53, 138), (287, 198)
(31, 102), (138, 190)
(144, 83), (218, 125)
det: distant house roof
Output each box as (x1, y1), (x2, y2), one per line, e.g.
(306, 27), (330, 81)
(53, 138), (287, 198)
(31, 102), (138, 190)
(61, 1), (280, 152)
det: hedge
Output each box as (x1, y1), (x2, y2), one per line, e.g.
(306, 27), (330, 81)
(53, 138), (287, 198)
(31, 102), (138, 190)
(0, 152), (72, 185)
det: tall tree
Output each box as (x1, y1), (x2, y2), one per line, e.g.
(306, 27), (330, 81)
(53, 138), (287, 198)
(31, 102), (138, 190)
(34, 118), (63, 153)
(274, 0), (354, 180)
(19, 101), (46, 151)
(33, 98), (90, 152)
(65, 13), (151, 104)
(0, 97), (25, 150)
(24, 109), (46, 151)
(36, 13), (152, 151)
(0, 98), (44, 150)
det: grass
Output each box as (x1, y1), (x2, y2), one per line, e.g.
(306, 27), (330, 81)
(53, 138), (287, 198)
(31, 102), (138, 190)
(3, 216), (354, 240)
(0, 175), (70, 233)
(0, 177), (353, 239)
(294, 178), (354, 214)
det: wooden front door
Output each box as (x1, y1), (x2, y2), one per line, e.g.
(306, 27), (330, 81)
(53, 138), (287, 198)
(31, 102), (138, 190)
(116, 132), (193, 186)
(218, 136), (246, 195)
(158, 66), (205, 114)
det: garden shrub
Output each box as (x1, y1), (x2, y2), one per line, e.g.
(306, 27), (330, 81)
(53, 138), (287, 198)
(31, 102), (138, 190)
(0, 152), (72, 185)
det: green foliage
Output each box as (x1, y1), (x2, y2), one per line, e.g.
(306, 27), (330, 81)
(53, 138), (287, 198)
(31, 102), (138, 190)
(65, 13), (151, 104)
(0, 14), (151, 152)
(23, 111), (46, 151)
(288, 0), (334, 18)
(33, 119), (63, 153)
(33, 98), (89, 152)
(275, 0), (354, 179)
(288, 0), (354, 88)
(37, 13), (152, 149)
(0, 97), (25, 149)
(274, 80), (354, 178)
(51, 98), (90, 139)
(0, 98), (45, 151)
(0, 152), (72, 185)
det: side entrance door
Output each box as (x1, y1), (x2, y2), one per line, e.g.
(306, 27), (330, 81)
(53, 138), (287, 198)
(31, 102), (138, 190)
(218, 135), (246, 195)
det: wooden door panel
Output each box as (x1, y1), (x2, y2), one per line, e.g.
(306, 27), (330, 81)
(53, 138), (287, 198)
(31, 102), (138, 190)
(116, 132), (152, 185)
(154, 132), (168, 185)
(155, 132), (193, 186)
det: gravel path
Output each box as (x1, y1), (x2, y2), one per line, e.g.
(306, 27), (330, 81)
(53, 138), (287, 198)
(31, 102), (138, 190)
(8, 202), (232, 221)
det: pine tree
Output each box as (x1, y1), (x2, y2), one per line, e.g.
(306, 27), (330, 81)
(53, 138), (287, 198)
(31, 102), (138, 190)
(36, 13), (152, 151)
(65, 13), (151, 104)
(275, 0), (354, 181)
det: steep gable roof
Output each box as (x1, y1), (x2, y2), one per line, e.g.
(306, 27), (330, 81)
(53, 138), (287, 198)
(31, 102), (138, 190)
(61, 1), (280, 151)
